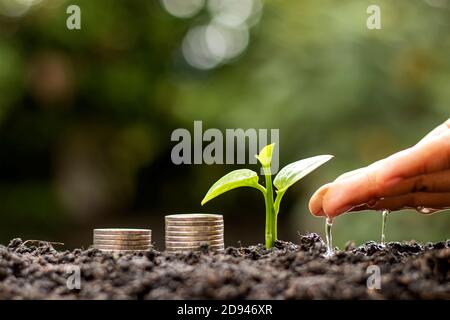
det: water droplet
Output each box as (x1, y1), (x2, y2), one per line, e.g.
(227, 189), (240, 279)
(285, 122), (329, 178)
(324, 217), (334, 257)
(380, 209), (390, 245)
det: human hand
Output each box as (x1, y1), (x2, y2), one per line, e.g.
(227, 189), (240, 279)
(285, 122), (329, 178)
(309, 119), (450, 218)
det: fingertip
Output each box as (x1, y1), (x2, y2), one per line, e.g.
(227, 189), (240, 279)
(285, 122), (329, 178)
(308, 196), (324, 217)
(308, 184), (330, 217)
(309, 205), (325, 217)
(322, 185), (355, 217)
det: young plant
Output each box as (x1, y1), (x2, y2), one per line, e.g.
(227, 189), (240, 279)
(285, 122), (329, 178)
(201, 143), (333, 248)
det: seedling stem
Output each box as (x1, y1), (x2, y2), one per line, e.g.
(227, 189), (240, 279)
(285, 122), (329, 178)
(263, 166), (276, 248)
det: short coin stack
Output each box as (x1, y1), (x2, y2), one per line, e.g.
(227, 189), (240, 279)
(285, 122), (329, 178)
(93, 228), (152, 252)
(165, 214), (224, 253)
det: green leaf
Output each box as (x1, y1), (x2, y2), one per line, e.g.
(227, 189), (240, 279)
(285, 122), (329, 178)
(273, 155), (333, 191)
(256, 143), (275, 167)
(201, 169), (264, 206)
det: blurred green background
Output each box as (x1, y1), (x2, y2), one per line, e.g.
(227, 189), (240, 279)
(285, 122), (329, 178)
(0, 0), (449, 250)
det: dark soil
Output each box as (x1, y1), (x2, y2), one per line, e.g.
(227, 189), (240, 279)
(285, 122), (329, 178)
(0, 234), (449, 299)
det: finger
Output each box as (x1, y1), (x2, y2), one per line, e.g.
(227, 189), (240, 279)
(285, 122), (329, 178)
(322, 131), (450, 217)
(417, 118), (450, 145)
(335, 156), (389, 182)
(322, 166), (382, 217)
(344, 169), (450, 211)
(311, 127), (450, 217)
(370, 193), (450, 213)
(327, 169), (450, 214)
(309, 166), (372, 216)
(379, 131), (450, 183)
(311, 164), (379, 215)
(383, 169), (450, 197)
(309, 183), (330, 217)
(334, 167), (367, 182)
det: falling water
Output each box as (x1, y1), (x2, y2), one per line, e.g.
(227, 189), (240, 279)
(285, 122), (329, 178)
(324, 217), (334, 257)
(380, 209), (390, 245)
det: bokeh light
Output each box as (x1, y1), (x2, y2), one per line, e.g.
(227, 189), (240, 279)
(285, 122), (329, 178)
(208, 0), (261, 27)
(424, 0), (448, 8)
(0, 0), (41, 18)
(182, 25), (222, 70)
(161, 0), (205, 18)
(178, 0), (262, 70)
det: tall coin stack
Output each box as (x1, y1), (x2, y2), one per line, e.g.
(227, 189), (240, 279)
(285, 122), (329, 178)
(93, 228), (152, 252)
(165, 214), (224, 253)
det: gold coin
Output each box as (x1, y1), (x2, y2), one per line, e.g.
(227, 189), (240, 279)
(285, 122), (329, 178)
(165, 245), (224, 250)
(94, 228), (151, 235)
(165, 233), (223, 239)
(165, 246), (224, 252)
(165, 246), (224, 251)
(166, 218), (221, 221)
(165, 241), (224, 246)
(165, 228), (223, 233)
(166, 239), (223, 246)
(93, 239), (152, 245)
(93, 234), (152, 241)
(165, 221), (222, 226)
(165, 232), (223, 238)
(165, 214), (222, 220)
(165, 231), (223, 237)
(96, 249), (150, 253)
(165, 248), (224, 252)
(165, 245), (224, 251)
(95, 248), (151, 252)
(165, 220), (223, 227)
(165, 234), (223, 241)
(94, 244), (151, 250)
(165, 225), (223, 232)
(165, 242), (224, 248)
(95, 248), (152, 252)
(93, 243), (152, 249)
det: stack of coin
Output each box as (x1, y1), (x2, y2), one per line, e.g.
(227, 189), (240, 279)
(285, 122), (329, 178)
(165, 214), (224, 253)
(93, 228), (152, 252)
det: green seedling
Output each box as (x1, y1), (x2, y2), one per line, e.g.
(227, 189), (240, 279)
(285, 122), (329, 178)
(201, 143), (333, 248)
